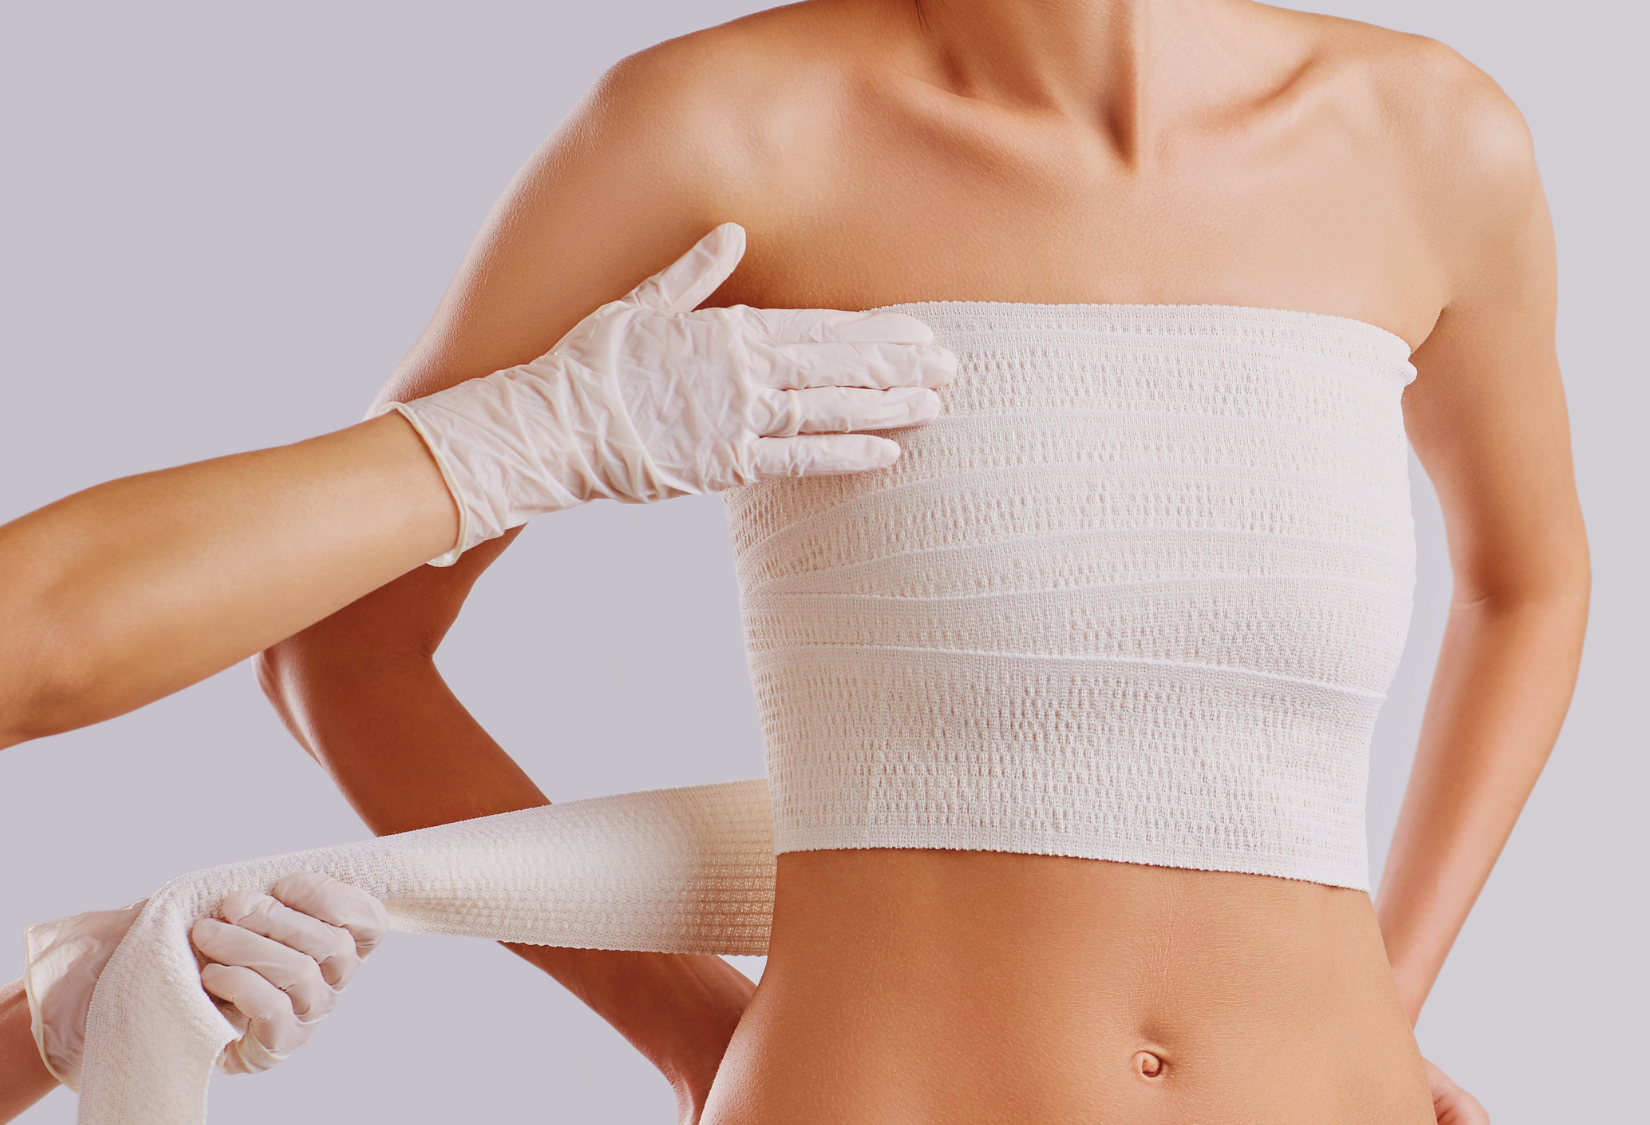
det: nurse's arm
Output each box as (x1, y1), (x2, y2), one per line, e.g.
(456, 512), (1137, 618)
(0, 413), (457, 751)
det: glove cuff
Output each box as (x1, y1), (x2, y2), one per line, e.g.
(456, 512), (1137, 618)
(23, 923), (77, 1091)
(22, 900), (149, 1093)
(373, 400), (471, 567)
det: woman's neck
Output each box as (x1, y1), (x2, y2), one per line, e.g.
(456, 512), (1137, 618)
(898, 0), (1263, 158)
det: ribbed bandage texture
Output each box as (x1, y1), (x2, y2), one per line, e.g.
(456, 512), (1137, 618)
(75, 781), (775, 1125)
(725, 303), (1417, 891)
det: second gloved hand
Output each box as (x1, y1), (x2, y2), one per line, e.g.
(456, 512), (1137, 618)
(380, 223), (957, 564)
(191, 872), (388, 1074)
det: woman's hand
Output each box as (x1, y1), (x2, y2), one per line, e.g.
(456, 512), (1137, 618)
(1425, 1058), (1490, 1125)
(192, 872), (388, 1073)
(506, 945), (755, 1125)
(659, 955), (756, 1125)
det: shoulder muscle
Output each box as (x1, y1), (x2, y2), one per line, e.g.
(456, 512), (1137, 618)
(382, 13), (827, 401)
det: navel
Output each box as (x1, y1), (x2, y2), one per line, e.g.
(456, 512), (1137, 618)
(1133, 1049), (1168, 1080)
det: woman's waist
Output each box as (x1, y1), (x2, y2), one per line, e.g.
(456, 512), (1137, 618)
(707, 849), (1432, 1124)
(764, 848), (1399, 1015)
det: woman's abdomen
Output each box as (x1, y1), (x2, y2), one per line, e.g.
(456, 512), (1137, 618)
(704, 850), (1435, 1125)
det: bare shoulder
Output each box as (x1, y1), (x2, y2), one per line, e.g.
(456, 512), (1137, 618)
(1291, 10), (1540, 224)
(559, 3), (854, 210)
(1264, 10), (1555, 356)
(402, 1), (857, 371)
(390, 5), (860, 394)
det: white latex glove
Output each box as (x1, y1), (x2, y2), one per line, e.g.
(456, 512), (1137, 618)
(22, 874), (387, 1087)
(380, 222), (957, 565)
(190, 872), (389, 1074)
(23, 899), (148, 1091)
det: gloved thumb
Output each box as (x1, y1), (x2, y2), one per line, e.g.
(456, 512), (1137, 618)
(621, 222), (747, 314)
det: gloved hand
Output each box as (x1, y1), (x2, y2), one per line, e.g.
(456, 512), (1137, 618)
(380, 222), (957, 565)
(21, 873), (387, 1088)
(191, 872), (389, 1074)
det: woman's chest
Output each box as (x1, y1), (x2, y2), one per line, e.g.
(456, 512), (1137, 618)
(714, 86), (1443, 350)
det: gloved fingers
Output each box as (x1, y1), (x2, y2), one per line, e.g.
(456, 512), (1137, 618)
(217, 1029), (288, 1075)
(752, 386), (941, 437)
(750, 434), (903, 479)
(621, 222), (747, 314)
(219, 890), (364, 988)
(269, 871), (390, 958)
(198, 963), (313, 1058)
(760, 341), (958, 390)
(734, 307), (937, 346)
(192, 918), (338, 1022)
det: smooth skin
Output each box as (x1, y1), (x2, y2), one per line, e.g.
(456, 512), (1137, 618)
(0, 413), (459, 750)
(0, 981), (54, 1121)
(0, 0), (1586, 1122)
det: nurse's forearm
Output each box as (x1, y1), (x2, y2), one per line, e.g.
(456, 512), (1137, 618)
(1376, 583), (1588, 1024)
(0, 413), (456, 750)
(0, 977), (58, 1123)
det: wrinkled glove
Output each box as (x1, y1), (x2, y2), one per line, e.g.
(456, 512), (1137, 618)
(191, 872), (388, 1074)
(22, 873), (386, 1087)
(380, 222), (957, 565)
(23, 899), (147, 1090)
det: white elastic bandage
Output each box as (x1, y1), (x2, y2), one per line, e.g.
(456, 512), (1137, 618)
(71, 781), (775, 1125)
(727, 302), (1418, 892)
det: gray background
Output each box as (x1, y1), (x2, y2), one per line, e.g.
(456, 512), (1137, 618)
(1, 1), (1642, 1121)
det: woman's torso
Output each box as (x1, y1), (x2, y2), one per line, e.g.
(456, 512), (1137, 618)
(667, 1), (1455, 1118)
(710, 301), (1430, 1122)
(716, 851), (1429, 1123)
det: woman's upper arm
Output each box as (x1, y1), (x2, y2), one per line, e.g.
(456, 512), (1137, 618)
(1400, 67), (1588, 603)
(375, 45), (761, 407)
(261, 43), (774, 816)
(266, 47), (764, 678)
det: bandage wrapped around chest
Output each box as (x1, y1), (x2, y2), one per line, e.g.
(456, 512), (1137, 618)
(75, 780), (775, 1125)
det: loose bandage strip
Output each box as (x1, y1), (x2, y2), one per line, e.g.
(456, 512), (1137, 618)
(70, 780), (775, 1125)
